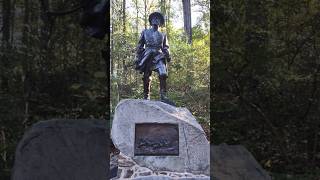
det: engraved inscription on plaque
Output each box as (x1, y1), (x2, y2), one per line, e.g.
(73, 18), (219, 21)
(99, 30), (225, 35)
(134, 123), (179, 156)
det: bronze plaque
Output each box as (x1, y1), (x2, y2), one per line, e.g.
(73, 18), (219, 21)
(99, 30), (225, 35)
(134, 123), (179, 156)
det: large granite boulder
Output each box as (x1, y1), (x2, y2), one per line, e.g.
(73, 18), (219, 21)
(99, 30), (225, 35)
(12, 119), (109, 180)
(111, 99), (210, 175)
(211, 144), (271, 180)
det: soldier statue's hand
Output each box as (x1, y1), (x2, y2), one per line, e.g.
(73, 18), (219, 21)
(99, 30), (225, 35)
(163, 51), (171, 62)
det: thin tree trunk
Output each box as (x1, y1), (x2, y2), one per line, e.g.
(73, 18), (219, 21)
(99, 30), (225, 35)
(122, 0), (127, 81)
(1, 0), (11, 92)
(10, 0), (16, 44)
(144, 0), (147, 29)
(167, 0), (171, 38)
(39, 0), (54, 71)
(2, 0), (11, 46)
(0, 127), (7, 168)
(39, 0), (51, 50)
(122, 0), (126, 33)
(160, 0), (166, 17)
(135, 0), (139, 39)
(111, 0), (115, 76)
(182, 0), (192, 44)
(22, 0), (30, 127)
(134, 0), (139, 87)
(23, 0), (30, 44)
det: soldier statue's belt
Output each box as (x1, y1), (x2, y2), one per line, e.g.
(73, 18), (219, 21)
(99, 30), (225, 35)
(145, 45), (161, 49)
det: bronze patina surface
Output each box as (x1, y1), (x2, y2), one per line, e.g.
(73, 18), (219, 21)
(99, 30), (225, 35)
(134, 123), (179, 156)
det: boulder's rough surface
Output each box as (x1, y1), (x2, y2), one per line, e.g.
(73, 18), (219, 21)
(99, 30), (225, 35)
(12, 119), (109, 180)
(211, 144), (271, 180)
(111, 99), (210, 175)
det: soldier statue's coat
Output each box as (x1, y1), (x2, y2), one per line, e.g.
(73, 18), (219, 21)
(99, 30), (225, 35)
(135, 13), (170, 77)
(135, 29), (170, 76)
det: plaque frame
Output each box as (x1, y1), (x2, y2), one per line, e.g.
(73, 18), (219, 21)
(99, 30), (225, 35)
(134, 123), (179, 156)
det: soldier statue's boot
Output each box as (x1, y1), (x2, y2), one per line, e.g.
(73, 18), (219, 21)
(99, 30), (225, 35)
(159, 76), (175, 106)
(143, 76), (151, 100)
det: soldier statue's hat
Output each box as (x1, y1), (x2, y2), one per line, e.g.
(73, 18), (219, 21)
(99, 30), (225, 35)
(149, 12), (165, 26)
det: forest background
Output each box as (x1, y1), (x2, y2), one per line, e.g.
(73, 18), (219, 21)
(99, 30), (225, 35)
(213, 0), (320, 179)
(0, 0), (319, 179)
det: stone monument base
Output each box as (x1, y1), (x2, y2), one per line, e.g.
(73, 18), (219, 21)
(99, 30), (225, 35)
(111, 99), (210, 175)
(111, 152), (210, 180)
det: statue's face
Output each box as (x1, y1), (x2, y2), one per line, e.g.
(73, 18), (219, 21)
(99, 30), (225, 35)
(151, 17), (161, 27)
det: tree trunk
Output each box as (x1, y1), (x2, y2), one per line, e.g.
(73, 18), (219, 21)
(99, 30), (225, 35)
(160, 0), (166, 19)
(122, 0), (126, 33)
(39, 0), (53, 71)
(144, 0), (147, 29)
(2, 0), (11, 46)
(23, 0), (30, 43)
(0, 127), (7, 168)
(39, 0), (51, 51)
(167, 0), (171, 38)
(135, 0), (139, 39)
(111, 0), (114, 75)
(182, 0), (192, 44)
(134, 0), (139, 86)
(1, 0), (11, 92)
(22, 0), (30, 127)
(122, 0), (127, 79)
(10, 0), (16, 44)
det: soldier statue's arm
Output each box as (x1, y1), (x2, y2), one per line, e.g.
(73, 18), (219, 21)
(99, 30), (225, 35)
(136, 30), (145, 55)
(162, 33), (171, 62)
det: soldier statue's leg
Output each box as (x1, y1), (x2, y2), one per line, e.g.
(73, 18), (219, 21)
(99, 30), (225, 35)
(143, 71), (152, 100)
(159, 75), (167, 100)
(157, 60), (175, 106)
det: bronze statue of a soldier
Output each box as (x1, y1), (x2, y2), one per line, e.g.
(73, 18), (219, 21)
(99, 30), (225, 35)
(135, 12), (174, 105)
